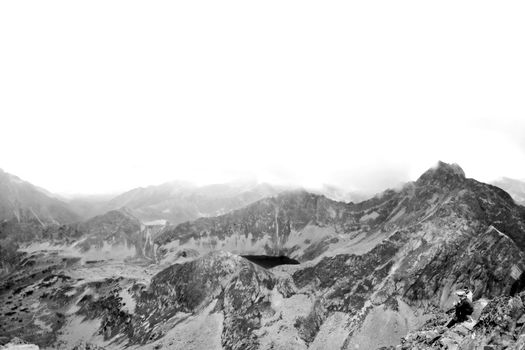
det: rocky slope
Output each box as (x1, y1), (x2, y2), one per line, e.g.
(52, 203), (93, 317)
(0, 170), (80, 277)
(1, 208), (161, 261)
(2, 162), (525, 349)
(0, 169), (79, 224)
(384, 291), (525, 349)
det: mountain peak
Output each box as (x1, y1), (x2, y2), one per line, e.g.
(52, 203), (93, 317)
(417, 161), (466, 185)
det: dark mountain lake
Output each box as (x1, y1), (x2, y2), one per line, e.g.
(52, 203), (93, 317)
(241, 255), (300, 269)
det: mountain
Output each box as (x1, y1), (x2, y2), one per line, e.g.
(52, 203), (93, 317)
(36, 208), (160, 262)
(144, 161), (525, 348)
(492, 177), (525, 206)
(0, 169), (81, 277)
(0, 169), (79, 224)
(103, 180), (286, 225)
(0, 206), (160, 272)
(155, 161), (525, 264)
(72, 208), (158, 260)
(2, 161), (525, 349)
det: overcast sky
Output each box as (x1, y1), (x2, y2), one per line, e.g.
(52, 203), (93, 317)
(1, 1), (524, 196)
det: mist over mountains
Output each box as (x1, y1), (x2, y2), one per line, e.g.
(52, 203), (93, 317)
(0, 167), (374, 226)
(492, 177), (525, 206)
(1, 162), (525, 349)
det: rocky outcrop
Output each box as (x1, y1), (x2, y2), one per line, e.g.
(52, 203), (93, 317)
(0, 338), (39, 350)
(128, 251), (282, 349)
(387, 292), (525, 349)
(70, 343), (106, 350)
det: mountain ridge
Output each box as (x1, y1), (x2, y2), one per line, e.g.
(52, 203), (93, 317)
(2, 161), (525, 349)
(0, 168), (79, 224)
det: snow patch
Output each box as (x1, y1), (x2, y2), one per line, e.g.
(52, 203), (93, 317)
(119, 288), (136, 314)
(143, 219), (167, 226)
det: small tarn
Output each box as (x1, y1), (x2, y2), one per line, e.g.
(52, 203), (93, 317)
(242, 255), (300, 269)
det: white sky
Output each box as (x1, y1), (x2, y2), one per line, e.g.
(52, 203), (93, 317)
(1, 1), (524, 196)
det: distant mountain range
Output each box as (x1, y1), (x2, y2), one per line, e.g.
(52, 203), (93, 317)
(0, 167), (367, 227)
(0, 168), (79, 224)
(0, 168), (363, 262)
(492, 177), (525, 206)
(102, 180), (286, 225)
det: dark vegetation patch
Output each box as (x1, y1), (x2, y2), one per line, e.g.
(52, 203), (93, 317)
(0, 253), (83, 347)
(77, 287), (133, 340)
